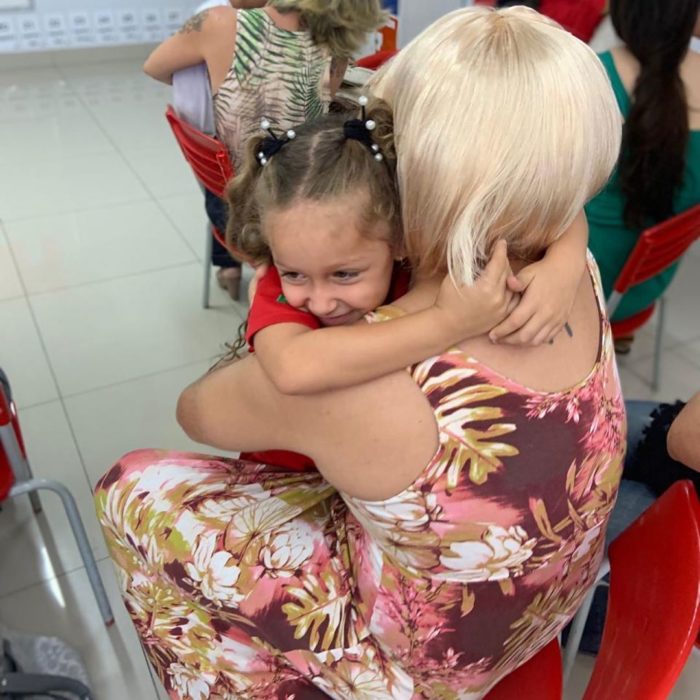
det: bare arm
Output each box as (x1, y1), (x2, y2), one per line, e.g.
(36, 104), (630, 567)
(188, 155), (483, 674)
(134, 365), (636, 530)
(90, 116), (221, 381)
(143, 8), (234, 84)
(329, 57), (350, 99)
(489, 210), (589, 344)
(177, 350), (437, 499)
(667, 392), (700, 471)
(254, 241), (515, 394)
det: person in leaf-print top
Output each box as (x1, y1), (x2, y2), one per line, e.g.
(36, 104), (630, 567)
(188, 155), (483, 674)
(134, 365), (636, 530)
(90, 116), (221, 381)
(143, 0), (387, 294)
(96, 7), (625, 699)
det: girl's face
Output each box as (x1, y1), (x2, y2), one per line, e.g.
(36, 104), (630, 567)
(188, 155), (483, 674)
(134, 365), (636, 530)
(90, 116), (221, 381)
(264, 191), (396, 327)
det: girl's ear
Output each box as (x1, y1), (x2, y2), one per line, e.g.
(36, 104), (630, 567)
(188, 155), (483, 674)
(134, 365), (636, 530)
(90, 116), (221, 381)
(392, 240), (407, 261)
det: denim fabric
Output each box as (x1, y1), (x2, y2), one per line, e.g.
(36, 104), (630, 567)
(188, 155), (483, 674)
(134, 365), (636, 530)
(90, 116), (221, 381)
(205, 189), (239, 269)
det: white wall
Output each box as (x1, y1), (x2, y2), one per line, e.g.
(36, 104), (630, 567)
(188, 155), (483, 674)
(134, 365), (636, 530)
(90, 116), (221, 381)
(0, 0), (196, 53)
(397, 0), (470, 47)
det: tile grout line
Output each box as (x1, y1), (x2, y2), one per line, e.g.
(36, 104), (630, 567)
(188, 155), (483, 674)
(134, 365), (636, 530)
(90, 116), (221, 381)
(57, 355), (230, 403)
(13, 259), (202, 298)
(54, 60), (203, 261)
(0, 71), (155, 222)
(0, 559), (97, 601)
(3, 218), (103, 497)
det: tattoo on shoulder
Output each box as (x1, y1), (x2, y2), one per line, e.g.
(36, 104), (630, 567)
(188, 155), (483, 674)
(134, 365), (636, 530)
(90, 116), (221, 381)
(180, 10), (209, 34)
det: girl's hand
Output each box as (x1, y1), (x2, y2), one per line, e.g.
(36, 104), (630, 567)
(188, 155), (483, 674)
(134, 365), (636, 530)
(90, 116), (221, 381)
(435, 240), (518, 339)
(248, 262), (269, 304)
(488, 258), (580, 345)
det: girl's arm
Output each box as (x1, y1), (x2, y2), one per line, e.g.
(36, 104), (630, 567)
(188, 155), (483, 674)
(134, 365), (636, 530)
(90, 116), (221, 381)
(488, 210), (589, 345)
(143, 7), (233, 84)
(254, 241), (516, 394)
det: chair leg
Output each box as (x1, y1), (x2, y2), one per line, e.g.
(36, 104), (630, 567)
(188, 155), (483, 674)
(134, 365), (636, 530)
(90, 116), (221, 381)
(1, 423), (42, 513)
(203, 222), (213, 309)
(562, 557), (610, 684)
(651, 296), (666, 392)
(9, 478), (115, 626)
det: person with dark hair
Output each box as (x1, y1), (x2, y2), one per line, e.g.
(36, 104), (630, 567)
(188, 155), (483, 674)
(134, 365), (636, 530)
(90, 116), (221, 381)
(585, 0), (700, 352)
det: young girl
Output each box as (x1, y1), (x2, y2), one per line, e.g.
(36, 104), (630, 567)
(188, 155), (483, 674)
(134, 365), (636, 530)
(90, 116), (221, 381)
(223, 102), (588, 470)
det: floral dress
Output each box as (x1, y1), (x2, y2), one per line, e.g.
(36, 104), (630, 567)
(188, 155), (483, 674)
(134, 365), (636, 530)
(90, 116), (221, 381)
(95, 257), (625, 699)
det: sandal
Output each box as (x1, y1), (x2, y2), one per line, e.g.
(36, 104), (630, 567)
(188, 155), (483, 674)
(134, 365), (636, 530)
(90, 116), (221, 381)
(216, 267), (242, 301)
(614, 335), (635, 355)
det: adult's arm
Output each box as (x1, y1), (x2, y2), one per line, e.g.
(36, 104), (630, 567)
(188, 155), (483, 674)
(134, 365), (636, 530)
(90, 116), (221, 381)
(329, 57), (349, 99)
(176, 352), (437, 499)
(667, 391), (700, 471)
(143, 7), (236, 85)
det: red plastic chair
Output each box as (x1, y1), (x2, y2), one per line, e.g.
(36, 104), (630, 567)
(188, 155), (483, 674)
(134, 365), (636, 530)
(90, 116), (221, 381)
(0, 370), (114, 626)
(607, 203), (700, 389)
(484, 638), (562, 699)
(355, 49), (398, 70)
(165, 105), (253, 308)
(482, 481), (700, 699)
(583, 480), (700, 699)
(539, 0), (606, 42)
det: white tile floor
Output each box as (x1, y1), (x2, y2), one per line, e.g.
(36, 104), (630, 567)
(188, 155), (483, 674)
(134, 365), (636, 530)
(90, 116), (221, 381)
(0, 54), (699, 700)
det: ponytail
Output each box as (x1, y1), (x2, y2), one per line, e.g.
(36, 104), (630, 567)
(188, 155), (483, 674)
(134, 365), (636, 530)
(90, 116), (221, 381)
(610, 0), (697, 228)
(225, 134), (271, 263)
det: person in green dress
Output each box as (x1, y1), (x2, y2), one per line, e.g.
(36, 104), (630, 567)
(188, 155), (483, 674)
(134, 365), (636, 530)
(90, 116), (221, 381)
(585, 0), (700, 349)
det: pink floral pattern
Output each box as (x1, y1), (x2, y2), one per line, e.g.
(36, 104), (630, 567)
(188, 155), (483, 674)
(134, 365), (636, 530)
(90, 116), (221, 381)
(95, 257), (625, 699)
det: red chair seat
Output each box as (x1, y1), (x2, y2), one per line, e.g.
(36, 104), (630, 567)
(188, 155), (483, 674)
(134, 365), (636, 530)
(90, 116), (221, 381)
(484, 638), (562, 700)
(355, 49), (398, 70)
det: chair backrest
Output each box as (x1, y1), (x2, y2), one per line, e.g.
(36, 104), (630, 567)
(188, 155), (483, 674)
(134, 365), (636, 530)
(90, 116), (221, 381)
(355, 49), (398, 70)
(165, 105), (234, 200)
(608, 204), (700, 313)
(583, 480), (700, 700)
(0, 373), (21, 500)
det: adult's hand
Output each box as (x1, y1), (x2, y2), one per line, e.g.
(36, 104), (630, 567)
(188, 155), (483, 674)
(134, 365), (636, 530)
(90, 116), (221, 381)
(667, 391), (700, 471)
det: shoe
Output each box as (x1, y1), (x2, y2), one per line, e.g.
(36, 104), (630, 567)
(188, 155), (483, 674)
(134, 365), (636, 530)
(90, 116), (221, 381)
(614, 335), (635, 355)
(216, 266), (242, 301)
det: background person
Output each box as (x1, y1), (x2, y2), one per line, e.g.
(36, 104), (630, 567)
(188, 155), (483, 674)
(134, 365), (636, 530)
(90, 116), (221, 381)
(144, 0), (387, 299)
(585, 0), (700, 352)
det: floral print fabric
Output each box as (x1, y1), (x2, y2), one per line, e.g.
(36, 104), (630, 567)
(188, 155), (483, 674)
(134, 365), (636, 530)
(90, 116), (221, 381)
(95, 256), (625, 699)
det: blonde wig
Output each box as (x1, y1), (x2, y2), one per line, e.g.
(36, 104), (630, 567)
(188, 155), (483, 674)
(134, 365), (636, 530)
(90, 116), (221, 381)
(370, 6), (622, 284)
(269, 0), (387, 58)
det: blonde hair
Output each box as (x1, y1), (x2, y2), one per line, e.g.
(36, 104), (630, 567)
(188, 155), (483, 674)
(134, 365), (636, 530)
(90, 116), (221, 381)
(370, 6), (622, 284)
(269, 0), (387, 58)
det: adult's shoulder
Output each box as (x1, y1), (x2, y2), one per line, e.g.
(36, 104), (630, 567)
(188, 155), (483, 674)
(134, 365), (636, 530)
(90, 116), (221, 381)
(195, 4), (238, 34)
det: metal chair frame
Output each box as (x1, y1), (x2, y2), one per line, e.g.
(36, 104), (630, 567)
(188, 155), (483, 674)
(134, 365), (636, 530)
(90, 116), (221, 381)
(0, 375), (114, 628)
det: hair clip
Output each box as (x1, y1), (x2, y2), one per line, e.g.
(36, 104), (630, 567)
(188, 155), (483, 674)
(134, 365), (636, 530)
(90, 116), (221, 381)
(344, 96), (384, 162)
(256, 118), (296, 167)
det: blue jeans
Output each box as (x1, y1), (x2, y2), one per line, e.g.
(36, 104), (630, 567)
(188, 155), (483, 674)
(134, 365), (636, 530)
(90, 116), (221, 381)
(205, 189), (239, 269)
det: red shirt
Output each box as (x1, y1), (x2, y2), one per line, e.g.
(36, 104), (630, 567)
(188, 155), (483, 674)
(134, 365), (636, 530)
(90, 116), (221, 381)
(241, 262), (411, 472)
